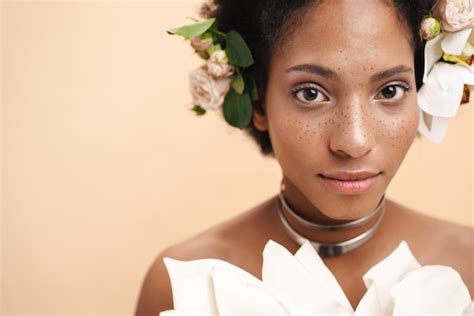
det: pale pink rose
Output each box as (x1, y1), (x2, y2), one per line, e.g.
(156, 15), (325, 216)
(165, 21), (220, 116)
(206, 50), (235, 78)
(190, 36), (213, 52)
(432, 0), (474, 32)
(189, 66), (232, 110)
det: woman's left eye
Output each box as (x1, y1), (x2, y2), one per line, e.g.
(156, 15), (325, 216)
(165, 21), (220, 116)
(375, 84), (409, 101)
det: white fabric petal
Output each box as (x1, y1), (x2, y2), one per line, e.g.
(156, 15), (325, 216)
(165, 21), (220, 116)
(417, 62), (465, 118)
(391, 265), (472, 314)
(416, 61), (471, 143)
(417, 109), (451, 144)
(262, 240), (353, 314)
(211, 261), (289, 314)
(294, 241), (354, 311)
(463, 301), (474, 316)
(419, 28), (474, 144)
(463, 42), (474, 56)
(162, 257), (221, 314)
(461, 64), (474, 85)
(354, 241), (421, 315)
(159, 311), (186, 316)
(441, 28), (472, 56)
(162, 240), (472, 315)
(423, 33), (444, 83)
(353, 284), (380, 315)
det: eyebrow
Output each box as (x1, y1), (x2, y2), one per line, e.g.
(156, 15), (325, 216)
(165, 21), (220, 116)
(286, 64), (338, 79)
(369, 65), (413, 82)
(285, 64), (413, 82)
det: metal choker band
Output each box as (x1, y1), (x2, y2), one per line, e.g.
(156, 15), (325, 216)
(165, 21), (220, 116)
(279, 179), (386, 231)
(277, 179), (386, 257)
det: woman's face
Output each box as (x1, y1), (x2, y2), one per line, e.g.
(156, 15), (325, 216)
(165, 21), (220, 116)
(253, 0), (419, 221)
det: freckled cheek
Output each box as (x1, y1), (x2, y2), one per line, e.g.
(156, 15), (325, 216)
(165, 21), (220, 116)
(377, 104), (419, 166)
(269, 112), (326, 159)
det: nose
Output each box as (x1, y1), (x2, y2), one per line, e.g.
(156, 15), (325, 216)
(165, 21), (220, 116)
(329, 99), (376, 159)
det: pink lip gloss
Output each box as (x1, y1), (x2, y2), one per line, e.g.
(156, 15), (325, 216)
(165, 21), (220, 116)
(319, 174), (380, 195)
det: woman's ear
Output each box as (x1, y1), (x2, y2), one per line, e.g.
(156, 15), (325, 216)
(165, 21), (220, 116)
(252, 102), (269, 131)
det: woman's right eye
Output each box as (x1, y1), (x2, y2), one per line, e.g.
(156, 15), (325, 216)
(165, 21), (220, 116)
(290, 84), (329, 106)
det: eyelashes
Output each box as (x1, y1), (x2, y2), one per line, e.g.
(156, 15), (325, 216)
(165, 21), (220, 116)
(374, 82), (410, 101)
(290, 83), (330, 106)
(289, 81), (412, 107)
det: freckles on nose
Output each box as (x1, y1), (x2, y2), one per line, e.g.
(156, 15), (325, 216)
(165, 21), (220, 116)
(343, 109), (369, 137)
(329, 107), (376, 157)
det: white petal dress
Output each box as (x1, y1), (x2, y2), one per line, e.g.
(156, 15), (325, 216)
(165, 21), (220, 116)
(160, 240), (473, 315)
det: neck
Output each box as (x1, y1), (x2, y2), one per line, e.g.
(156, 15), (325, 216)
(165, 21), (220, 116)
(278, 178), (386, 245)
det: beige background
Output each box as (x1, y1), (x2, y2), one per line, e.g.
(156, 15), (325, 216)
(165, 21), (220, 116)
(1, 1), (473, 315)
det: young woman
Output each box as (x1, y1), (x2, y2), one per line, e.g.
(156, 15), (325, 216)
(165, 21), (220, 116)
(136, 0), (473, 314)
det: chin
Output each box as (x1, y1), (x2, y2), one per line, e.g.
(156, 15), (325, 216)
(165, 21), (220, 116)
(313, 187), (386, 221)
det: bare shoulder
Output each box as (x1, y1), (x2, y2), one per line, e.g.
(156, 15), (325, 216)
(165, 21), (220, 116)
(134, 238), (226, 315)
(395, 200), (473, 254)
(134, 237), (228, 315)
(388, 199), (474, 296)
(134, 196), (275, 316)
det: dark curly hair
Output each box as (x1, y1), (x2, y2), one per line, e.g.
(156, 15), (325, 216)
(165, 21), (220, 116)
(199, 0), (435, 157)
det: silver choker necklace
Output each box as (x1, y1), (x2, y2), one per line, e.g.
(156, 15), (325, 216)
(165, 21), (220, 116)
(277, 179), (386, 257)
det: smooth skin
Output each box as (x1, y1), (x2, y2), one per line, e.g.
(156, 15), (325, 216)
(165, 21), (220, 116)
(135, 1), (474, 314)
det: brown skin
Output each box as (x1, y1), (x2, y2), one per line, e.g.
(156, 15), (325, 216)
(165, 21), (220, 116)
(259, 0), (419, 224)
(135, 1), (474, 315)
(135, 197), (473, 314)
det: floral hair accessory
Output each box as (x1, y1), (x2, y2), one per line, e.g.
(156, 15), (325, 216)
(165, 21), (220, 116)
(432, 0), (474, 32)
(420, 16), (441, 40)
(417, 0), (473, 143)
(167, 18), (258, 129)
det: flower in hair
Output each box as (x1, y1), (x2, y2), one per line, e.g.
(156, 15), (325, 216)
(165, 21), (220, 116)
(189, 66), (232, 111)
(207, 50), (235, 78)
(420, 16), (441, 40)
(417, 0), (473, 143)
(167, 18), (258, 128)
(432, 0), (474, 32)
(190, 33), (213, 52)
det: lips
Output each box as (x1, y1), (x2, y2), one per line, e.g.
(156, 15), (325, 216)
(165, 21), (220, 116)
(320, 171), (381, 181)
(318, 171), (382, 195)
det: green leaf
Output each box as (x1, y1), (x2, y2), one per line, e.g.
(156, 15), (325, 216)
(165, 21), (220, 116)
(244, 75), (258, 101)
(201, 32), (214, 41)
(225, 31), (255, 67)
(231, 74), (245, 94)
(223, 90), (252, 128)
(166, 18), (216, 39)
(190, 104), (206, 115)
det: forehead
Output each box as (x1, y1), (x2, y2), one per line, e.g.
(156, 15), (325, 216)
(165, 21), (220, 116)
(273, 0), (413, 73)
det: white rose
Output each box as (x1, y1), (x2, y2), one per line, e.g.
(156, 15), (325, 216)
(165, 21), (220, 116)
(189, 66), (232, 110)
(432, 0), (474, 32)
(206, 50), (235, 78)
